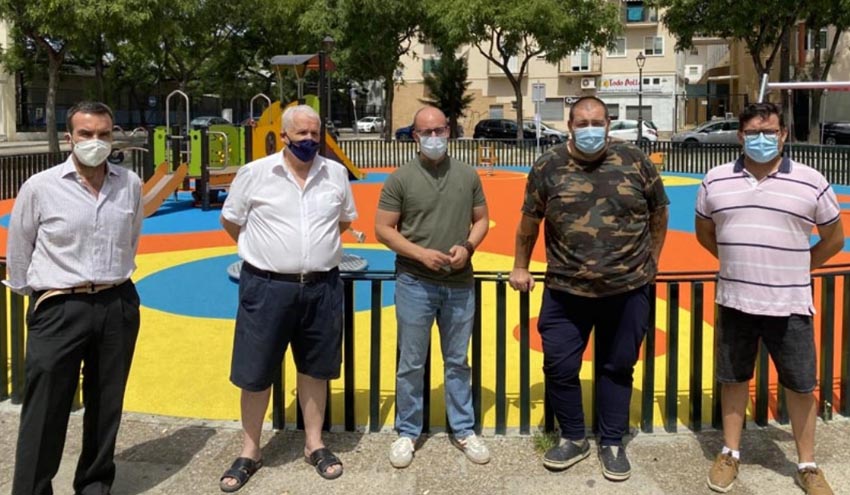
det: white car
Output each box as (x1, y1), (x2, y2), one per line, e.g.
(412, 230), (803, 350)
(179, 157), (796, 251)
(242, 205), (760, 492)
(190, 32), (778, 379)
(671, 119), (740, 147)
(523, 121), (568, 144)
(356, 116), (385, 133)
(608, 119), (658, 142)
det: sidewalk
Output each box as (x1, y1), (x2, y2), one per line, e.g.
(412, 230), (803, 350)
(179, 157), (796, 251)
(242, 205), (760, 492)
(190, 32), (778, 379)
(0, 402), (847, 495)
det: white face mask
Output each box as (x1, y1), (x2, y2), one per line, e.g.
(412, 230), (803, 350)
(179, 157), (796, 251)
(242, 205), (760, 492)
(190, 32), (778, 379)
(73, 139), (112, 168)
(420, 136), (448, 161)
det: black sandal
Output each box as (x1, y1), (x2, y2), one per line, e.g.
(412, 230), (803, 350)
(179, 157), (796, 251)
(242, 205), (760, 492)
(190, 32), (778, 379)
(306, 447), (344, 480)
(219, 457), (263, 493)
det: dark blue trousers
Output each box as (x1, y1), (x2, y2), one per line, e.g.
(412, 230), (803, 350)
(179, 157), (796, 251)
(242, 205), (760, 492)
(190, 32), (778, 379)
(538, 284), (650, 446)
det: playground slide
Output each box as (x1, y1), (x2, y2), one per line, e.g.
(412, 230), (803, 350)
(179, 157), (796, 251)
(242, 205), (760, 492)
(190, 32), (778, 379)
(143, 162), (189, 218)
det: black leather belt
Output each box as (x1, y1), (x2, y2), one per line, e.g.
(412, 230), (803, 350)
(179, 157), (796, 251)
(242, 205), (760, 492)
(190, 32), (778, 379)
(242, 262), (337, 284)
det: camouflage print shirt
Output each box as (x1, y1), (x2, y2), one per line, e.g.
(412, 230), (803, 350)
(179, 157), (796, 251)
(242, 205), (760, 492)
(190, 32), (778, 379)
(522, 142), (669, 297)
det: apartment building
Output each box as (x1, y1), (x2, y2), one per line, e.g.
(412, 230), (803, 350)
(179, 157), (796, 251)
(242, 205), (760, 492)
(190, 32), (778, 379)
(394, 0), (685, 137)
(0, 20), (16, 141)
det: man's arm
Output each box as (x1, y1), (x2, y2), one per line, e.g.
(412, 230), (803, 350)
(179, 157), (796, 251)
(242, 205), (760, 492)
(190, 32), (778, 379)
(695, 217), (718, 259)
(374, 208), (451, 271)
(339, 221), (352, 233)
(448, 204), (490, 269)
(220, 217), (241, 244)
(4, 184), (38, 295)
(508, 214), (542, 292)
(649, 206), (669, 266)
(811, 220), (844, 270)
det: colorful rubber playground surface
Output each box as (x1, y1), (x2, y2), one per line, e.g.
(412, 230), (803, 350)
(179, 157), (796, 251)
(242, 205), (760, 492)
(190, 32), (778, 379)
(2, 165), (850, 430)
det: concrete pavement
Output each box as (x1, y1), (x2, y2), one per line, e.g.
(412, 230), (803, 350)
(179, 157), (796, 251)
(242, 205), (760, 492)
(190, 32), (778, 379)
(0, 402), (847, 495)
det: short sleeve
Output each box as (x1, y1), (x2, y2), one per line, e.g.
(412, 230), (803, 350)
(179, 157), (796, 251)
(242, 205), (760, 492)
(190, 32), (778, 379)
(695, 179), (711, 220)
(520, 163), (545, 219)
(815, 179), (841, 226)
(221, 164), (253, 225)
(377, 172), (404, 213)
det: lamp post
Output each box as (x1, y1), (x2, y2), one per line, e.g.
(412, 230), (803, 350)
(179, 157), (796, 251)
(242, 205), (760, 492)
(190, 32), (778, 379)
(636, 51), (646, 143)
(318, 35), (335, 156)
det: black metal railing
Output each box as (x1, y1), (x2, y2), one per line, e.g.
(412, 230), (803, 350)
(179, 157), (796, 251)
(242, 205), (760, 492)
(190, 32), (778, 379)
(3, 260), (848, 434)
(4, 141), (850, 200)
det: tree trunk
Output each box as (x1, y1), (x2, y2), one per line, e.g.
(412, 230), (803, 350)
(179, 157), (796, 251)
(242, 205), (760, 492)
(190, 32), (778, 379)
(779, 29), (793, 140)
(46, 51), (61, 155)
(94, 37), (105, 102)
(808, 89), (824, 144)
(512, 77), (524, 141)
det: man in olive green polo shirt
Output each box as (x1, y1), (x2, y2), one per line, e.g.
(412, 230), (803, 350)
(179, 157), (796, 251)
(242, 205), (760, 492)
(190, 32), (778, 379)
(375, 106), (490, 469)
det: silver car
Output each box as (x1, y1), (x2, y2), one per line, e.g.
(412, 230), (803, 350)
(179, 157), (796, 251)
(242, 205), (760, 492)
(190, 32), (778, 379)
(672, 119), (740, 147)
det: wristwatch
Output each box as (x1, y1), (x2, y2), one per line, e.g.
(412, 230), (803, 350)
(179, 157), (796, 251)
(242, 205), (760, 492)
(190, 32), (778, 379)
(462, 240), (476, 257)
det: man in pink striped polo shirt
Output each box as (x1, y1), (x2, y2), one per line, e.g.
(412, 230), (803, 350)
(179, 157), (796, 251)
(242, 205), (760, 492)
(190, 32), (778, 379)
(695, 102), (844, 495)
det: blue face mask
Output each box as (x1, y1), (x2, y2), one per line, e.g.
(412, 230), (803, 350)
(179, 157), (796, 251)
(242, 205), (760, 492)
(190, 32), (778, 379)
(573, 126), (607, 154)
(288, 138), (320, 162)
(743, 132), (780, 163)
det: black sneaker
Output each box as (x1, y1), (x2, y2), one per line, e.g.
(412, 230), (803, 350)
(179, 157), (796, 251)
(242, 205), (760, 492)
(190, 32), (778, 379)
(543, 438), (590, 471)
(598, 445), (631, 481)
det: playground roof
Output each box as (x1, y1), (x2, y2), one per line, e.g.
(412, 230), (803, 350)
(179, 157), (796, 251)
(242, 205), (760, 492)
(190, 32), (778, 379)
(270, 54), (335, 72)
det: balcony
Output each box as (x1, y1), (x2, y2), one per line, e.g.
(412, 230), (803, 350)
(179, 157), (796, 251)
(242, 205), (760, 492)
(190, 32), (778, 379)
(621, 1), (658, 26)
(558, 53), (603, 75)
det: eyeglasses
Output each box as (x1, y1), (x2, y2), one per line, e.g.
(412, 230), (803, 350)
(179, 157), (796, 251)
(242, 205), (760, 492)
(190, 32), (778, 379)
(415, 126), (450, 137)
(742, 129), (781, 138)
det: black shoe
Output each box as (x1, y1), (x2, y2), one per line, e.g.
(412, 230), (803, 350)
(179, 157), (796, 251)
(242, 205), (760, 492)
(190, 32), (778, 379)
(543, 438), (590, 471)
(598, 445), (631, 481)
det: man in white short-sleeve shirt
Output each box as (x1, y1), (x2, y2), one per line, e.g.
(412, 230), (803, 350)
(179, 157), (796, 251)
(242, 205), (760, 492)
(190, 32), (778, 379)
(218, 105), (357, 491)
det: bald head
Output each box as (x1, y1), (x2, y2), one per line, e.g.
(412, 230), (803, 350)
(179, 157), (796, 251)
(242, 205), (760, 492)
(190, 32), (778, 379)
(413, 106), (447, 134)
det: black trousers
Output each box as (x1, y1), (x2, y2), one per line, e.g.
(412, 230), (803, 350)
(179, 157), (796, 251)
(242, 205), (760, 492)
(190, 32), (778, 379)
(12, 281), (140, 495)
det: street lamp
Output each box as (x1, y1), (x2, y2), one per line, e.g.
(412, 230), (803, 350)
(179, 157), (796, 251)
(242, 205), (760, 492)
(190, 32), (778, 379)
(636, 51), (646, 143)
(318, 35), (335, 156)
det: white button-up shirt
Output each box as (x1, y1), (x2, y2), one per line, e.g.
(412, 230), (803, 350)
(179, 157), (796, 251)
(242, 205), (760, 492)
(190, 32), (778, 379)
(4, 156), (143, 295)
(221, 152), (358, 274)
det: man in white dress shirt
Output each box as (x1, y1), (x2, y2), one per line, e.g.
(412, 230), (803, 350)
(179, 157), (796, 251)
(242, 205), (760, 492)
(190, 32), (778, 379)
(218, 105), (357, 492)
(5, 101), (143, 495)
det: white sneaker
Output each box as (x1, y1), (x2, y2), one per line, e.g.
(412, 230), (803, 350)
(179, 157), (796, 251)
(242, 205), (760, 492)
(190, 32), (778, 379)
(451, 433), (491, 464)
(389, 436), (415, 468)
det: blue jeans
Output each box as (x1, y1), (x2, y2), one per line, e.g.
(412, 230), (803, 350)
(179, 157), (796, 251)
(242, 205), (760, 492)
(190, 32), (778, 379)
(394, 272), (475, 439)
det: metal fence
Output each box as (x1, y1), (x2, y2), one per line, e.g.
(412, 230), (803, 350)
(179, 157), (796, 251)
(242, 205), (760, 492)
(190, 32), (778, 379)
(3, 141), (850, 200)
(2, 261), (848, 434)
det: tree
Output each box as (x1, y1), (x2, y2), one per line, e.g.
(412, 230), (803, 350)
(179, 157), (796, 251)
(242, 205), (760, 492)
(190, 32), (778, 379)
(0, 0), (153, 153)
(797, 0), (850, 142)
(652, 0), (803, 80)
(434, 0), (622, 140)
(301, 0), (424, 141)
(419, 51), (474, 138)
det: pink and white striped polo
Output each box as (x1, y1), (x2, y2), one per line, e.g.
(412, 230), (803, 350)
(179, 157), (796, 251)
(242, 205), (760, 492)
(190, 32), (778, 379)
(696, 156), (841, 316)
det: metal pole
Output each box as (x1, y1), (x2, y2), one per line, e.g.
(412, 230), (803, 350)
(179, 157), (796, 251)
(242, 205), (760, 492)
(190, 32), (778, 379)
(319, 50), (327, 157)
(757, 73), (769, 103)
(638, 66), (644, 142)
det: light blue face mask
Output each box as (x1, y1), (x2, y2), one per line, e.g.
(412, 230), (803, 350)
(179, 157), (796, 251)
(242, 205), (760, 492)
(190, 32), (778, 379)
(573, 126), (607, 154)
(743, 132), (780, 163)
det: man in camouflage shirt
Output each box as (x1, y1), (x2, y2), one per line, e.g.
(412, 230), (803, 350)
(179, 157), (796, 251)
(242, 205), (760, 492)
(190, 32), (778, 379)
(509, 96), (668, 481)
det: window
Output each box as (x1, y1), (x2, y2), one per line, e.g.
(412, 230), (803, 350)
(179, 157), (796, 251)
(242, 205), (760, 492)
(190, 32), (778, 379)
(607, 38), (626, 57)
(644, 36), (663, 56)
(540, 98), (565, 121)
(606, 104), (619, 120)
(422, 58), (440, 74)
(623, 1), (658, 23)
(489, 105), (504, 119)
(625, 107), (653, 122)
(690, 46), (699, 55)
(805, 28), (828, 50)
(571, 46), (591, 71)
(686, 65), (701, 78)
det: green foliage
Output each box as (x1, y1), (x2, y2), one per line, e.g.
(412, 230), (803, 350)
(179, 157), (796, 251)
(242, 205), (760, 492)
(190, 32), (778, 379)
(532, 430), (559, 453)
(651, 0), (802, 76)
(420, 52), (474, 138)
(432, 0), (622, 137)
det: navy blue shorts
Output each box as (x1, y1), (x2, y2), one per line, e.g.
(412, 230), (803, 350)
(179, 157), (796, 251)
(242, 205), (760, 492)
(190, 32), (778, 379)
(229, 265), (343, 391)
(715, 305), (816, 393)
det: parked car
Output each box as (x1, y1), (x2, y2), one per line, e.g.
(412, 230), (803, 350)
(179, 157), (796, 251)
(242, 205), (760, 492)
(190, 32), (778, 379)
(395, 124), (415, 141)
(356, 116), (385, 133)
(190, 116), (231, 127)
(821, 122), (850, 145)
(671, 118), (739, 147)
(473, 119), (536, 142)
(522, 120), (568, 144)
(607, 119), (658, 142)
